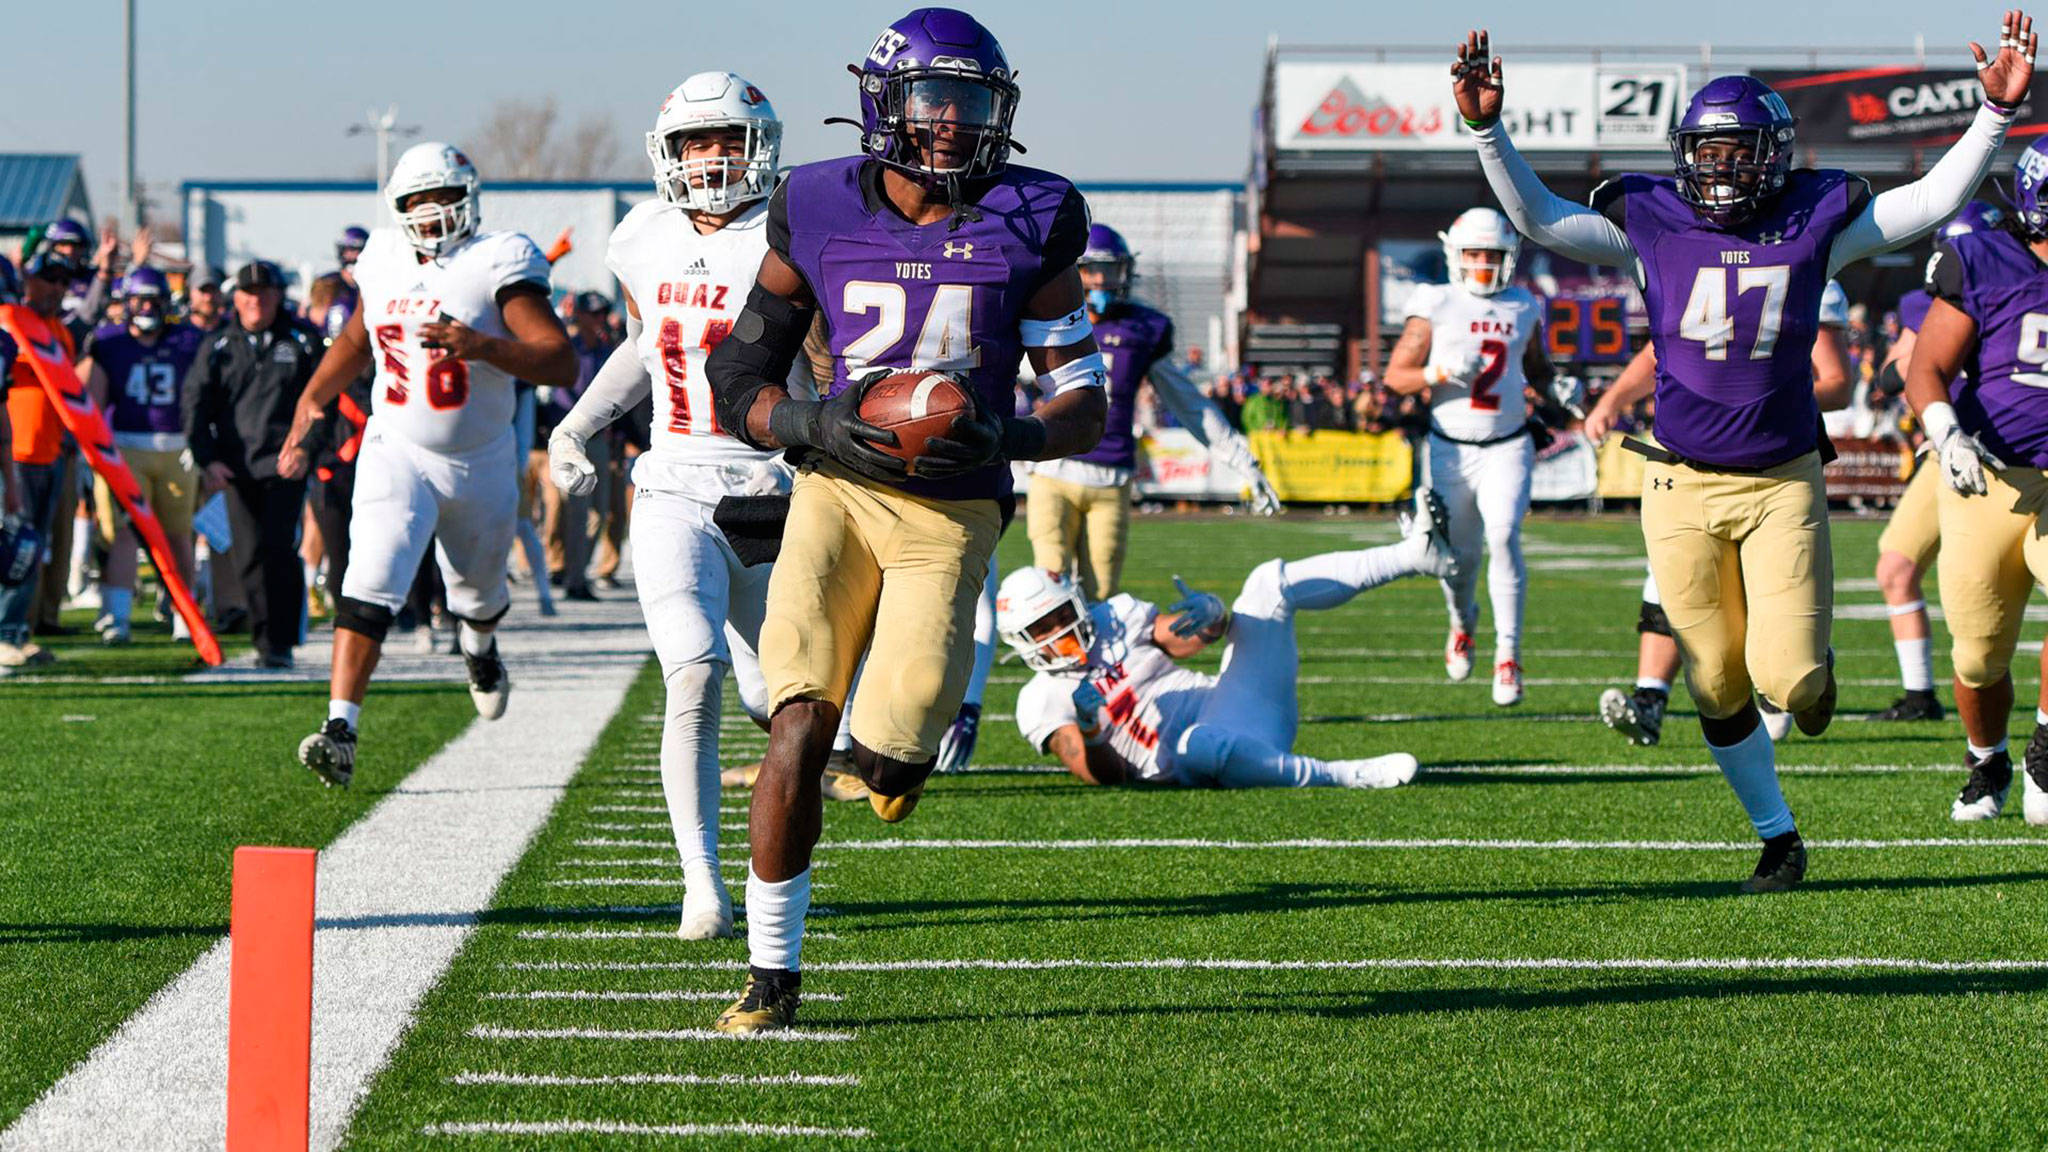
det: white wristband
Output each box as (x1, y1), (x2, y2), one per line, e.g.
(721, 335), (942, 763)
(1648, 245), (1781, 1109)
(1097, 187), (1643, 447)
(1045, 352), (1108, 395)
(1921, 400), (1959, 445)
(1019, 307), (1093, 349)
(1424, 364), (1453, 386)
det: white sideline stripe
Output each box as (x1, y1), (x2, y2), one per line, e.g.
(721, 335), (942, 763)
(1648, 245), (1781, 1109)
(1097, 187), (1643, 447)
(450, 1070), (858, 1087)
(807, 836), (2048, 852)
(481, 989), (845, 1003)
(470, 1025), (855, 1043)
(504, 956), (2048, 975)
(425, 1120), (870, 1139)
(2, 599), (650, 1152)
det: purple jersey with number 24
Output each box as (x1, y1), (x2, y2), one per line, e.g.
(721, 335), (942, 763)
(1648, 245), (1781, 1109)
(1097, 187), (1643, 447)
(771, 156), (1090, 501)
(1595, 169), (1868, 469)
(1932, 228), (2048, 468)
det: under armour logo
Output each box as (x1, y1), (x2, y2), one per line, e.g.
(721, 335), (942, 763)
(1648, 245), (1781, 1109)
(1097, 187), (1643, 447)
(1756, 230), (1785, 245)
(943, 241), (974, 260)
(1652, 477), (1674, 490)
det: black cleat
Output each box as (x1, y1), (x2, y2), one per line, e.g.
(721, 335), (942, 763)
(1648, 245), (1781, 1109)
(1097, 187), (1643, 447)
(463, 642), (511, 720)
(1950, 750), (2013, 822)
(1793, 650), (1837, 737)
(1599, 686), (1667, 747)
(1871, 689), (1944, 722)
(298, 719), (357, 787)
(1740, 831), (1806, 893)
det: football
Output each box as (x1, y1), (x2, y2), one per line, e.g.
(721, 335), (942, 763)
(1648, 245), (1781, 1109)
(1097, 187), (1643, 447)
(857, 370), (976, 472)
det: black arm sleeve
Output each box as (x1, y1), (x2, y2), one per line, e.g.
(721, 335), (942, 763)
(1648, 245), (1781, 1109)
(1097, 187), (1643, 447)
(1927, 240), (1967, 306)
(1589, 179), (1628, 230)
(765, 177), (793, 260)
(705, 282), (817, 451)
(1030, 185), (1093, 294)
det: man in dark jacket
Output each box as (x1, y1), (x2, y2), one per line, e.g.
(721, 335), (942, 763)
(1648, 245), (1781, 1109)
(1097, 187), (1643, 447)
(182, 260), (322, 666)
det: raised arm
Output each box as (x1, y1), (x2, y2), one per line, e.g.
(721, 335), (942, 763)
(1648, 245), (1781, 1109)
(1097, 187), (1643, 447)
(1146, 355), (1279, 514)
(1455, 30), (1636, 269)
(1829, 12), (2035, 274)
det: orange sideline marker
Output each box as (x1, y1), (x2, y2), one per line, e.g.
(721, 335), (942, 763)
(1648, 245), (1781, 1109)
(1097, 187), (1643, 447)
(227, 847), (317, 1151)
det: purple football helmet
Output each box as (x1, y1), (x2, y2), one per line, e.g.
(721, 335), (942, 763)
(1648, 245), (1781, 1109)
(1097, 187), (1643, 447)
(120, 266), (170, 332)
(1669, 76), (1798, 227)
(336, 225), (370, 262)
(1940, 199), (2004, 239)
(853, 8), (1019, 194)
(1079, 224), (1135, 312)
(2012, 138), (2048, 237)
(44, 217), (92, 250)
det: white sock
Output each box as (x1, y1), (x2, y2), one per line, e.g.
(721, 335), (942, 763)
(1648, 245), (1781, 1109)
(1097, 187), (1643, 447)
(1707, 721), (1794, 839)
(2036, 709), (2048, 728)
(659, 663), (724, 879)
(1635, 677), (1671, 695)
(1968, 739), (2008, 761)
(1894, 636), (1934, 693)
(457, 622), (495, 658)
(1286, 545), (1422, 611)
(101, 587), (132, 626)
(745, 866), (812, 972)
(328, 699), (361, 731)
(1495, 644), (1517, 667)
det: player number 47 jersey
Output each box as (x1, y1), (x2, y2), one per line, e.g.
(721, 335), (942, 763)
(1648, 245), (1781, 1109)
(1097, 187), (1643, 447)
(1015, 595), (1213, 782)
(1406, 283), (1542, 441)
(353, 227), (551, 455)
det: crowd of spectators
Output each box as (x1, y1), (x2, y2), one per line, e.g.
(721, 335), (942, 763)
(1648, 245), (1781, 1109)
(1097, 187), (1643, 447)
(0, 216), (643, 669)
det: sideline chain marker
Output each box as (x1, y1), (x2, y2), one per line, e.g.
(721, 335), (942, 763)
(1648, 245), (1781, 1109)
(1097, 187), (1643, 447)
(227, 846), (317, 1151)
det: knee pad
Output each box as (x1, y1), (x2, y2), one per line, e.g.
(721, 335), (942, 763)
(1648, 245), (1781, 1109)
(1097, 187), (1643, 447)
(663, 660), (723, 705)
(453, 602), (510, 631)
(1172, 724), (1233, 783)
(1770, 661), (1833, 716)
(1237, 559), (1287, 615)
(334, 596), (395, 642)
(1636, 600), (1672, 637)
(850, 743), (936, 798)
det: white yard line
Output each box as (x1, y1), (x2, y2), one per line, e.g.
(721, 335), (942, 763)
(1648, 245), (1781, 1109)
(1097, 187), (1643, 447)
(481, 990), (845, 1002)
(2, 595), (649, 1152)
(424, 1120), (869, 1139)
(806, 836), (2048, 851)
(469, 1025), (855, 1043)
(449, 1071), (858, 1086)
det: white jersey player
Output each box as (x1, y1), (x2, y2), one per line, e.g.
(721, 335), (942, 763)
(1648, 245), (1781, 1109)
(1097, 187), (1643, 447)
(1000, 492), (1458, 788)
(549, 72), (809, 941)
(281, 141), (577, 787)
(1386, 207), (1557, 707)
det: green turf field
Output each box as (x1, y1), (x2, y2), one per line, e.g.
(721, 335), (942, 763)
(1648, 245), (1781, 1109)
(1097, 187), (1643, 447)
(0, 672), (478, 1125)
(318, 513), (2048, 1149)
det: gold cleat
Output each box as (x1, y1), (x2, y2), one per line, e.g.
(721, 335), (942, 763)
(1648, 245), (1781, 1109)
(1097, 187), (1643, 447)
(867, 782), (923, 823)
(715, 973), (800, 1034)
(719, 763), (762, 789)
(721, 760), (871, 802)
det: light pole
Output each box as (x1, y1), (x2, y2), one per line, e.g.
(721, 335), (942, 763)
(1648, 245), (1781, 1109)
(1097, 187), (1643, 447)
(347, 106), (420, 216)
(123, 0), (139, 227)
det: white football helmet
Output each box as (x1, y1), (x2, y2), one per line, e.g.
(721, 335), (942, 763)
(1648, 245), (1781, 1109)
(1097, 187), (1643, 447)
(645, 72), (782, 214)
(1440, 207), (1520, 297)
(996, 567), (1094, 674)
(388, 141), (480, 258)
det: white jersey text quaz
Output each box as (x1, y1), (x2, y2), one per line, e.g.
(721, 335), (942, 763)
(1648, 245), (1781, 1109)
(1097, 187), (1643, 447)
(607, 199), (810, 490)
(353, 227), (551, 454)
(1406, 282), (1544, 442)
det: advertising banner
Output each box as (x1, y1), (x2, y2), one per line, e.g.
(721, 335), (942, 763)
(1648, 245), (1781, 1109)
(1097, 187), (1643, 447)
(1753, 67), (2048, 144)
(1277, 62), (1685, 152)
(1248, 429), (1415, 503)
(1531, 432), (1601, 502)
(1132, 430), (1254, 501)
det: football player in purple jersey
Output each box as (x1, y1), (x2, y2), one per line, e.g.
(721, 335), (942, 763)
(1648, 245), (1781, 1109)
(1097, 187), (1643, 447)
(79, 267), (205, 645)
(1870, 201), (2003, 723)
(1457, 14), (2035, 891)
(1905, 138), (2048, 826)
(704, 7), (1107, 1032)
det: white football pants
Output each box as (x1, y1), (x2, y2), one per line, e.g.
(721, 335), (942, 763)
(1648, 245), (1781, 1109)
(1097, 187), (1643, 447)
(342, 422), (516, 621)
(1425, 431), (1533, 660)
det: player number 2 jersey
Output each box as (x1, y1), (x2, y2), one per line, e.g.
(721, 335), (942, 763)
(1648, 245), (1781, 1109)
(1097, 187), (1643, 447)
(607, 198), (808, 484)
(1016, 594), (1212, 782)
(353, 227), (551, 455)
(1407, 283), (1543, 440)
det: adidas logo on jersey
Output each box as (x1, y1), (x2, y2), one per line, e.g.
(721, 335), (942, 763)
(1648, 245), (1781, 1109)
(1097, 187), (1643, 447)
(684, 258), (710, 276)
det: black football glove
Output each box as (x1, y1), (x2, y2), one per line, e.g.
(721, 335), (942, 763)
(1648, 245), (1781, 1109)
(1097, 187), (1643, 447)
(768, 370), (908, 484)
(913, 382), (1002, 479)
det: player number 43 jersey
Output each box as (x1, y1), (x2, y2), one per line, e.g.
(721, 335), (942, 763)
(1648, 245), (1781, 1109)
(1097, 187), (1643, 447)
(353, 227), (552, 455)
(1016, 595), (1213, 782)
(1406, 283), (1543, 441)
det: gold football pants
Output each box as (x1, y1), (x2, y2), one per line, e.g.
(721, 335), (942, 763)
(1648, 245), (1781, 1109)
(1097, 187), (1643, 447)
(1026, 473), (1131, 601)
(1876, 456), (1941, 570)
(1934, 464), (2048, 689)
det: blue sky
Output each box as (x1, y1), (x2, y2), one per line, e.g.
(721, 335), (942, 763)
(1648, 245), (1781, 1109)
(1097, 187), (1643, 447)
(6, 0), (2020, 222)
